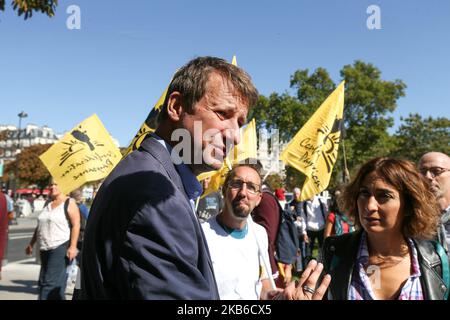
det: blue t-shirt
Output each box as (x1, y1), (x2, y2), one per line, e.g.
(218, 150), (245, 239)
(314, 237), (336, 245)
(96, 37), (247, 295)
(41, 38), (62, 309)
(5, 194), (13, 212)
(78, 203), (89, 219)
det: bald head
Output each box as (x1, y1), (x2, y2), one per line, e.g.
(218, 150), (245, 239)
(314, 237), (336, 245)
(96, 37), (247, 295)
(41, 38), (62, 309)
(420, 152), (450, 165)
(419, 152), (450, 210)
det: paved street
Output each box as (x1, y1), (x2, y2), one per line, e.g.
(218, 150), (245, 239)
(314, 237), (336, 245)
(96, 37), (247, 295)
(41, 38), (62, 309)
(0, 216), (76, 300)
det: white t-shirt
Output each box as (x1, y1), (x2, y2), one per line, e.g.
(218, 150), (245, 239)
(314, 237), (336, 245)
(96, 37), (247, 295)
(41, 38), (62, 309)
(37, 200), (71, 251)
(202, 217), (271, 300)
(302, 196), (328, 231)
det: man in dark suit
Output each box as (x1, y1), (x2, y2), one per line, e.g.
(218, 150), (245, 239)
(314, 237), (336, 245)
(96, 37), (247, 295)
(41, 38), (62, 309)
(80, 57), (259, 299)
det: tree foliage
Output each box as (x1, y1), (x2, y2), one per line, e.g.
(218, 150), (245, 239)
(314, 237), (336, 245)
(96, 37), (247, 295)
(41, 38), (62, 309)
(341, 61), (406, 174)
(264, 174), (284, 190)
(391, 114), (450, 163)
(4, 143), (52, 190)
(251, 60), (407, 190)
(0, 0), (58, 19)
(0, 130), (8, 158)
(0, 130), (8, 141)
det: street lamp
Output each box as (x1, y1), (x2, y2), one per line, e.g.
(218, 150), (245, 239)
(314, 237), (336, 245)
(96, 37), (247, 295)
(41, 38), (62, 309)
(13, 111), (28, 199)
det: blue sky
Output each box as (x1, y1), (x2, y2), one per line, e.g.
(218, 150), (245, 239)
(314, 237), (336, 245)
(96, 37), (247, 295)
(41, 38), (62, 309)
(1, 0), (449, 146)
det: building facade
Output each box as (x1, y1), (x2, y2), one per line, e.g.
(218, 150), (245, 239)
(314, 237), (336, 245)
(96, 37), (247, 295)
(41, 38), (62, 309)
(257, 130), (288, 178)
(0, 124), (62, 162)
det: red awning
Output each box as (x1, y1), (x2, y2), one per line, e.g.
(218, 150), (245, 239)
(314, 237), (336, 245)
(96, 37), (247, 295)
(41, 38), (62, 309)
(16, 188), (33, 194)
(16, 188), (50, 195)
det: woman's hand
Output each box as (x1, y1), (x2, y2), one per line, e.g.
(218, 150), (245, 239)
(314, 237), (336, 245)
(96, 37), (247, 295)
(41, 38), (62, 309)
(282, 260), (331, 300)
(66, 246), (78, 261)
(25, 244), (33, 256)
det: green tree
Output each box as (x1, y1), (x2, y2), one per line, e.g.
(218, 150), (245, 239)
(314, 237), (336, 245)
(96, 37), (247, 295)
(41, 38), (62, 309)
(0, 130), (8, 141)
(391, 113), (450, 162)
(0, 0), (58, 19)
(4, 143), (52, 190)
(341, 61), (406, 176)
(250, 93), (305, 142)
(0, 130), (8, 158)
(264, 174), (284, 190)
(251, 60), (406, 190)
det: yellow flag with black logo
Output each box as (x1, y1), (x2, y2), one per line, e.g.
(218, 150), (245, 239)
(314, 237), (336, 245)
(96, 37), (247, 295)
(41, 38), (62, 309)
(122, 86), (169, 157)
(200, 118), (258, 197)
(280, 81), (345, 201)
(39, 114), (123, 195)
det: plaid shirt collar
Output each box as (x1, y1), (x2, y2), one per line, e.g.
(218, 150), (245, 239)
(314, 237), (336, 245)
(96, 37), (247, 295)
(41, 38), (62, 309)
(349, 232), (423, 300)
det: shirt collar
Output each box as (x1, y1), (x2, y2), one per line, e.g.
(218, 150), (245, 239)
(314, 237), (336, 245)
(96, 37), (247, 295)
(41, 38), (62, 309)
(150, 133), (203, 201)
(357, 232), (421, 277)
(215, 216), (249, 239)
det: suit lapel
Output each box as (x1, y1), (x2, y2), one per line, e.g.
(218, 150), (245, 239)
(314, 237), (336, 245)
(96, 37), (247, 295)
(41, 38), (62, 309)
(139, 135), (219, 296)
(139, 135), (189, 202)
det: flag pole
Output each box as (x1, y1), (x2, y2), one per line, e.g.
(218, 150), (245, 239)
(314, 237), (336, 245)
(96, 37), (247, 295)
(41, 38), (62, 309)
(195, 196), (200, 212)
(341, 140), (350, 183)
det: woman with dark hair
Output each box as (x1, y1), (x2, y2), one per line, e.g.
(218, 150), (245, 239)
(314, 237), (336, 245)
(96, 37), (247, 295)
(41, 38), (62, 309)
(320, 157), (449, 300)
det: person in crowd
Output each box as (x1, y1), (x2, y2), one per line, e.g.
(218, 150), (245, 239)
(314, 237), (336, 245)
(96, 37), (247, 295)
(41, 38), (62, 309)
(3, 189), (14, 225)
(321, 157), (448, 300)
(202, 163), (273, 299)
(289, 187), (309, 272)
(70, 189), (89, 220)
(302, 194), (328, 264)
(418, 152), (450, 252)
(25, 181), (80, 300)
(203, 162), (331, 300)
(80, 56), (258, 299)
(275, 188), (287, 210)
(196, 176), (223, 223)
(69, 189), (89, 257)
(254, 184), (297, 287)
(252, 185), (282, 285)
(0, 189), (14, 280)
(324, 188), (355, 238)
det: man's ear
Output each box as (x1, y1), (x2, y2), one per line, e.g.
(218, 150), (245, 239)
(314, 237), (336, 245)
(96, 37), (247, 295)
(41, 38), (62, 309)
(254, 194), (262, 207)
(166, 91), (184, 122)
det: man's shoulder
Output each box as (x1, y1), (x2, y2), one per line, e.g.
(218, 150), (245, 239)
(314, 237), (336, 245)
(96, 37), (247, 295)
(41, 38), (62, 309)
(102, 142), (175, 192)
(202, 217), (218, 232)
(201, 218), (226, 243)
(118, 143), (167, 173)
(252, 221), (269, 240)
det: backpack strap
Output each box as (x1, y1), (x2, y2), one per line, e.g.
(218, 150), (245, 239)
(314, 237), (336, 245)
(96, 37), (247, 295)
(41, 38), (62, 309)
(63, 198), (72, 229)
(334, 213), (343, 236)
(436, 242), (450, 300)
(319, 198), (326, 222)
(303, 201), (309, 226)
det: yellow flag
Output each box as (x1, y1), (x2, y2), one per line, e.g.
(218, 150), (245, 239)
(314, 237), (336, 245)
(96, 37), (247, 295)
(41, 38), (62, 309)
(123, 86), (169, 157)
(39, 114), (123, 195)
(231, 55), (237, 66)
(201, 119), (258, 197)
(230, 118), (257, 164)
(280, 81), (345, 201)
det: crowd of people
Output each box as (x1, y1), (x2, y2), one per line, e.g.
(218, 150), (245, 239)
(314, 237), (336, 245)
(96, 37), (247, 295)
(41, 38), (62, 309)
(0, 56), (448, 300)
